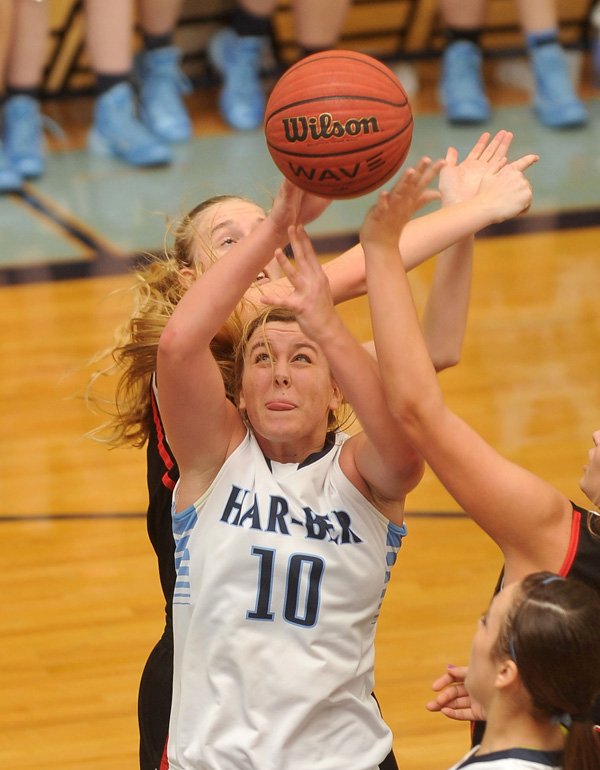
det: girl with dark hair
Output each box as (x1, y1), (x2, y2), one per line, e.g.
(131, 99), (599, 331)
(446, 572), (600, 770)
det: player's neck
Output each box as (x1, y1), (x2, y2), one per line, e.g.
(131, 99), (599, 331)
(479, 703), (564, 756)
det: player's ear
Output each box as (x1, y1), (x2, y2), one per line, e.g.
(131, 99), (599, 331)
(178, 267), (195, 289)
(495, 658), (519, 690)
(329, 380), (342, 412)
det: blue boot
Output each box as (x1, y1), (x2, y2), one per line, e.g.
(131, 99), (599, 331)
(3, 95), (46, 178)
(529, 43), (588, 128)
(440, 40), (490, 124)
(88, 82), (172, 167)
(136, 45), (193, 142)
(0, 141), (22, 193)
(207, 27), (266, 131)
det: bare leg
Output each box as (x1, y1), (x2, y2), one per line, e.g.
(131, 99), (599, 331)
(438, 0), (487, 29)
(5, 0), (49, 89)
(292, 0), (352, 51)
(84, 0), (133, 74)
(513, 0), (557, 34)
(0, 0), (15, 92)
(136, 0), (185, 36)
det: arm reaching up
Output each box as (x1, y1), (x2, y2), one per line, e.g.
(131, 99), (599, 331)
(362, 160), (572, 585)
(422, 130), (538, 370)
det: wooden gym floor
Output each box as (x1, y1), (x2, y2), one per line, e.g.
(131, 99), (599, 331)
(1, 55), (600, 769)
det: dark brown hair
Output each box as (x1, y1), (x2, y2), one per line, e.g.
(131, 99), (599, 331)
(495, 572), (600, 770)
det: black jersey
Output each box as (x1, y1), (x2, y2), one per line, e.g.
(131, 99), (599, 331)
(146, 386), (179, 626)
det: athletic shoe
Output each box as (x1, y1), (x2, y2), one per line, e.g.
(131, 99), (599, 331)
(136, 45), (193, 142)
(207, 27), (266, 131)
(529, 43), (588, 128)
(0, 140), (22, 192)
(3, 95), (46, 178)
(87, 82), (172, 166)
(440, 40), (490, 124)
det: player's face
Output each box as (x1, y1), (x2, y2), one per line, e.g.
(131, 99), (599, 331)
(238, 321), (341, 456)
(580, 430), (600, 509)
(191, 198), (284, 282)
(465, 583), (517, 711)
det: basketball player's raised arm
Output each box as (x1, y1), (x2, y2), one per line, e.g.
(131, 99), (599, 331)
(421, 131), (538, 369)
(312, 132), (538, 350)
(363, 163), (572, 585)
(157, 180), (330, 479)
(259, 162), (445, 509)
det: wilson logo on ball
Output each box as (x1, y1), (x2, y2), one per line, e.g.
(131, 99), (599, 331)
(264, 50), (413, 199)
(282, 112), (381, 143)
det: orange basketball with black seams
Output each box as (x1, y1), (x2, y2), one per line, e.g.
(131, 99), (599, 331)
(264, 50), (413, 199)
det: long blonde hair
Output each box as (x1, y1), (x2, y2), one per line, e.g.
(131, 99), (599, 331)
(87, 195), (253, 447)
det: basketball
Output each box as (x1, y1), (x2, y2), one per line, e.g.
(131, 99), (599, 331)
(264, 50), (413, 199)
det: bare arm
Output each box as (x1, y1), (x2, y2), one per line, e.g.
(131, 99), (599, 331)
(260, 226), (424, 522)
(423, 130), (539, 371)
(258, 164), (449, 515)
(363, 161), (573, 584)
(157, 180), (331, 509)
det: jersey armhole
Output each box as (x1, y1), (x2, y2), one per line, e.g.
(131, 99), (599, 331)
(558, 505), (581, 576)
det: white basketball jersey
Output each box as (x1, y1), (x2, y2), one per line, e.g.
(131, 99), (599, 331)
(168, 430), (406, 770)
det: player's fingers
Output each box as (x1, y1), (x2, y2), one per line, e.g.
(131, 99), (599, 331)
(484, 129), (513, 163)
(493, 130), (513, 160)
(444, 145), (459, 166)
(480, 129), (508, 162)
(440, 706), (475, 721)
(414, 189), (441, 211)
(419, 158), (445, 190)
(510, 153), (540, 172)
(273, 247), (296, 280)
(466, 131), (491, 160)
(285, 227), (305, 266)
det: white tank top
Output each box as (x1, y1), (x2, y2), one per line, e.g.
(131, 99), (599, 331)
(168, 430), (406, 770)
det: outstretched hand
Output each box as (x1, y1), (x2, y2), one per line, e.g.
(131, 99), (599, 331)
(439, 130), (538, 216)
(438, 129), (538, 221)
(477, 150), (539, 222)
(258, 224), (337, 341)
(360, 156), (444, 253)
(269, 178), (331, 237)
(439, 130), (512, 206)
(425, 665), (486, 722)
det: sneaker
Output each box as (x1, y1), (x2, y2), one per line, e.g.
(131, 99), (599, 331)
(3, 95), (46, 178)
(0, 141), (22, 193)
(529, 43), (588, 128)
(87, 82), (172, 167)
(207, 27), (266, 131)
(440, 40), (490, 124)
(136, 45), (193, 143)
